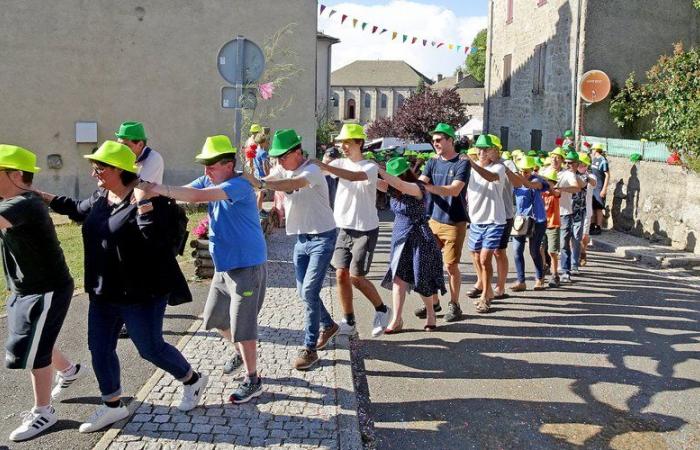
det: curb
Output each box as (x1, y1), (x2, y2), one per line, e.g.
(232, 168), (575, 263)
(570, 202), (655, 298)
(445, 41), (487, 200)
(592, 237), (700, 269)
(92, 318), (203, 450)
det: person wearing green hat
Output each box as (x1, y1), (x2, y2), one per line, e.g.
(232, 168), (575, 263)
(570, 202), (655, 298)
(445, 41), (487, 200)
(563, 129), (575, 148)
(0, 145), (82, 442)
(243, 129), (339, 371)
(115, 121), (164, 184)
(540, 167), (563, 287)
(577, 152), (598, 267)
(375, 157), (446, 332)
(466, 134), (509, 312)
(43, 141), (206, 431)
(142, 134), (268, 402)
(556, 151), (588, 281)
(414, 122), (469, 321)
(589, 143), (609, 235)
(311, 123), (391, 338)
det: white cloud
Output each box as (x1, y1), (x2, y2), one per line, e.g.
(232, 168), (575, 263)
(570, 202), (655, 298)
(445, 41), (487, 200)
(318, 1), (487, 80)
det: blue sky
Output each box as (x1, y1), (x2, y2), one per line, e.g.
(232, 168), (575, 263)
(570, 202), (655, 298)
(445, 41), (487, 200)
(318, 1), (488, 79)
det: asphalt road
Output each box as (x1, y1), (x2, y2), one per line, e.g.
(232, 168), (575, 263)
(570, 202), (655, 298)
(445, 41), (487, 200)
(350, 211), (700, 449)
(0, 282), (210, 450)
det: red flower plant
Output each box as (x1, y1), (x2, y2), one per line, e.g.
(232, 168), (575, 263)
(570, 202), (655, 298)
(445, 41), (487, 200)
(193, 217), (209, 239)
(555, 137), (564, 146)
(245, 143), (258, 160)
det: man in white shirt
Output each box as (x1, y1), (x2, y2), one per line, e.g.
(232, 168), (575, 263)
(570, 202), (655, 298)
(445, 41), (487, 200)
(466, 134), (507, 313)
(245, 129), (338, 371)
(556, 151), (586, 282)
(115, 121), (164, 183)
(312, 124), (391, 338)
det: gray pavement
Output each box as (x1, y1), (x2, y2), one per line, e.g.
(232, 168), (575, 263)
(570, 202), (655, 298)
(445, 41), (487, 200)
(348, 212), (700, 449)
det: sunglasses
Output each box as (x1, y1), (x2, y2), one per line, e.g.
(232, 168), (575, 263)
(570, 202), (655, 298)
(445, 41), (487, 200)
(91, 165), (109, 174)
(432, 137), (444, 143)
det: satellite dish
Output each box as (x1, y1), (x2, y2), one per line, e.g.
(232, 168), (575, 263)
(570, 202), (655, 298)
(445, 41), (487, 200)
(579, 70), (611, 103)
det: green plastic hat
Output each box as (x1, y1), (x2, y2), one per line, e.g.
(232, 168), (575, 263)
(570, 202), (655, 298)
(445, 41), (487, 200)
(0, 144), (41, 173)
(386, 157), (410, 176)
(195, 135), (237, 163)
(84, 141), (138, 173)
(363, 151), (376, 160)
(517, 156), (537, 171)
(335, 123), (367, 141)
(502, 151), (512, 160)
(535, 157), (544, 167)
(269, 129), (302, 157)
(115, 121), (147, 141)
(630, 153), (642, 163)
(542, 168), (558, 182)
(578, 152), (592, 166)
(250, 123), (263, 134)
(564, 129), (574, 138)
(527, 150), (538, 157)
(564, 150), (579, 162)
(550, 147), (566, 158)
(431, 123), (456, 140)
(475, 134), (496, 149)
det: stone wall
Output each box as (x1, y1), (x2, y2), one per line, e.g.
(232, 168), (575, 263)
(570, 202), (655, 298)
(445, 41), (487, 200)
(607, 156), (700, 254)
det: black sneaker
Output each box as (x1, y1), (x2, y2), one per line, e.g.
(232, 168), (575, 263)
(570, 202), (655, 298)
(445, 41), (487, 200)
(443, 302), (463, 322)
(223, 353), (243, 375)
(229, 377), (263, 404)
(548, 275), (560, 288)
(414, 302), (442, 319)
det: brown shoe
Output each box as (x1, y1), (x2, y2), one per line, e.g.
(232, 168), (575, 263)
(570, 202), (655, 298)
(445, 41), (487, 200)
(533, 279), (546, 290)
(510, 282), (526, 292)
(315, 323), (339, 350)
(293, 348), (319, 370)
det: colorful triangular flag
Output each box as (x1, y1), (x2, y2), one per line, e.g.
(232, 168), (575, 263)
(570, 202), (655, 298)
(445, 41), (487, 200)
(380, 29), (387, 34)
(423, 39), (427, 46)
(341, 14), (347, 24)
(372, 25), (378, 33)
(328, 9), (336, 18)
(362, 22), (367, 30)
(448, 44), (454, 50)
(437, 43), (444, 48)
(319, 4), (326, 15)
(352, 18), (358, 27)
(456, 45), (461, 52)
(402, 34), (408, 43)
(392, 31), (398, 40)
(411, 37), (417, 44)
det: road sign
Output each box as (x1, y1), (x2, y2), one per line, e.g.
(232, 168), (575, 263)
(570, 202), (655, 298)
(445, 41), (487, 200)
(221, 87), (257, 109)
(217, 37), (265, 85)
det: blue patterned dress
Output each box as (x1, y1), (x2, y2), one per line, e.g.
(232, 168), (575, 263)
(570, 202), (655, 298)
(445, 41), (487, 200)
(381, 183), (446, 297)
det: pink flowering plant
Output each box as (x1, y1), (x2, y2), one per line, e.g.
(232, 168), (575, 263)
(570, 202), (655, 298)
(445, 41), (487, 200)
(193, 217), (209, 239)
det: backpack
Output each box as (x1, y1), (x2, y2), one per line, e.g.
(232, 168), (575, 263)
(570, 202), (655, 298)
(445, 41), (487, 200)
(164, 198), (190, 256)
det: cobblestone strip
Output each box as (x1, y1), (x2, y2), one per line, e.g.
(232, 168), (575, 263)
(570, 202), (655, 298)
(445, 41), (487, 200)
(95, 230), (362, 450)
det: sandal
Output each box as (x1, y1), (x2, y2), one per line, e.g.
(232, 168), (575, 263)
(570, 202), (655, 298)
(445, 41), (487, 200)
(475, 299), (491, 314)
(423, 324), (437, 332)
(384, 319), (403, 335)
(493, 293), (510, 300)
(467, 287), (483, 298)
(533, 279), (546, 291)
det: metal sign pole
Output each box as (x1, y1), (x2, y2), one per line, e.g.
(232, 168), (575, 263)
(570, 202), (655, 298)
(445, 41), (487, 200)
(233, 35), (245, 154)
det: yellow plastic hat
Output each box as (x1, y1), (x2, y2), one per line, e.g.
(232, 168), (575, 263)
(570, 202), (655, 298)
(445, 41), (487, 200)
(84, 141), (138, 173)
(542, 168), (558, 182)
(517, 156), (537, 171)
(543, 157), (552, 166)
(0, 144), (41, 173)
(335, 123), (367, 141)
(578, 152), (592, 166)
(467, 147), (478, 156)
(250, 123), (263, 134)
(592, 143), (605, 152)
(488, 134), (502, 150)
(550, 147), (566, 158)
(195, 135), (237, 163)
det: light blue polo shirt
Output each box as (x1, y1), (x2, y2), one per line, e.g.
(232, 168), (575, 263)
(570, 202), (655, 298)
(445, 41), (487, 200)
(189, 175), (267, 271)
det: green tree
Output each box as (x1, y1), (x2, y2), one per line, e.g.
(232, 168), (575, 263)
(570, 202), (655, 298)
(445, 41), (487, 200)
(465, 29), (487, 83)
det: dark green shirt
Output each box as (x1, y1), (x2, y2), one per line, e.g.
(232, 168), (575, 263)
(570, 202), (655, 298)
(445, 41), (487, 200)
(0, 192), (72, 295)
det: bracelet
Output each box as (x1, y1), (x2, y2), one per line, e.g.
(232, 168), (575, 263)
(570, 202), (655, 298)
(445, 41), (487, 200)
(259, 179), (266, 190)
(136, 199), (152, 207)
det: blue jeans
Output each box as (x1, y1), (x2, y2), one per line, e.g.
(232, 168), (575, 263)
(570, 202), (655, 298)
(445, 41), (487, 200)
(88, 297), (192, 400)
(513, 222), (547, 282)
(559, 214), (584, 273)
(293, 229), (337, 350)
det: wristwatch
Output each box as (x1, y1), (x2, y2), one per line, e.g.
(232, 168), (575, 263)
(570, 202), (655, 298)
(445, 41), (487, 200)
(259, 179), (266, 189)
(137, 199), (152, 206)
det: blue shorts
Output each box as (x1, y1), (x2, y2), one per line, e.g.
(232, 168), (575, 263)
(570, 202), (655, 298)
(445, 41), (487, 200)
(468, 223), (506, 252)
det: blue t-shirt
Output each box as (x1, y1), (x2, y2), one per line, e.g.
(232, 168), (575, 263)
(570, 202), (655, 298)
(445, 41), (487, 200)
(422, 156), (470, 224)
(189, 175), (267, 271)
(514, 175), (549, 223)
(253, 149), (269, 179)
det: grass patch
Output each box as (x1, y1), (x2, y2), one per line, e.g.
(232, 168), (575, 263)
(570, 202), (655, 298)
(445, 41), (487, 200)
(1, 210), (209, 310)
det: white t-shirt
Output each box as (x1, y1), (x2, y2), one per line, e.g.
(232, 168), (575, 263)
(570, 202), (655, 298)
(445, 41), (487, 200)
(137, 147), (164, 183)
(467, 163), (507, 225)
(585, 172), (597, 219)
(501, 159), (517, 219)
(269, 162), (336, 235)
(329, 159), (379, 231)
(557, 170), (578, 216)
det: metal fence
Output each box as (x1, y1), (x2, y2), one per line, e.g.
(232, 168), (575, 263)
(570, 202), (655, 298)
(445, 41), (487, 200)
(583, 136), (670, 162)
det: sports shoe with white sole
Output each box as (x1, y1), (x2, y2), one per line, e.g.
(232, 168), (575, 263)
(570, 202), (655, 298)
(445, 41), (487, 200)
(51, 363), (86, 400)
(177, 372), (208, 412)
(337, 319), (357, 336)
(9, 406), (58, 441)
(79, 404), (129, 433)
(371, 307), (392, 337)
(229, 377), (263, 404)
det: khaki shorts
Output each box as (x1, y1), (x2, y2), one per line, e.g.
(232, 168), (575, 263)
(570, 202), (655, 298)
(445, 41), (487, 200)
(546, 228), (561, 254)
(429, 219), (467, 265)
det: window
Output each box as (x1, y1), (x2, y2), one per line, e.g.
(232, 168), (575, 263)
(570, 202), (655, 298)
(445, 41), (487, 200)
(331, 93), (339, 108)
(502, 54), (512, 97)
(364, 93), (371, 108)
(500, 127), (509, 151)
(397, 94), (405, 108)
(530, 129), (542, 151)
(381, 93), (388, 108)
(506, 0), (513, 24)
(346, 99), (356, 119)
(532, 43), (547, 94)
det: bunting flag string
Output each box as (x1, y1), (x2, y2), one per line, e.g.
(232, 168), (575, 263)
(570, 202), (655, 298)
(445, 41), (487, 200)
(318, 3), (478, 55)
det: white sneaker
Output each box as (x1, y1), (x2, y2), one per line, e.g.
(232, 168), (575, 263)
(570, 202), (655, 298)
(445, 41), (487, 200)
(9, 406), (58, 441)
(337, 319), (357, 336)
(51, 363), (86, 400)
(79, 404), (129, 433)
(178, 372), (208, 412)
(371, 307), (392, 337)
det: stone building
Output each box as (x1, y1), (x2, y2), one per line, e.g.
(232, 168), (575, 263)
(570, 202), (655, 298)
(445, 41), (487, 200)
(330, 60), (432, 125)
(432, 70), (484, 122)
(316, 32), (340, 123)
(484, 0), (700, 151)
(0, 0), (318, 196)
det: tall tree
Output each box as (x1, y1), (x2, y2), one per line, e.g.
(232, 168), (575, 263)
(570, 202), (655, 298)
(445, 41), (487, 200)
(465, 29), (487, 83)
(392, 87), (466, 143)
